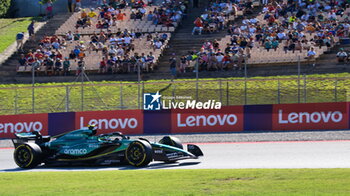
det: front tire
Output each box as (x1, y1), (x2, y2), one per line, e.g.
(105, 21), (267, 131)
(125, 140), (152, 167)
(14, 143), (42, 169)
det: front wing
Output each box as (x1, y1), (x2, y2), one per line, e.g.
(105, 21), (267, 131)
(151, 143), (203, 162)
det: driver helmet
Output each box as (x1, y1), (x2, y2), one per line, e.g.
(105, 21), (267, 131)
(87, 124), (97, 135)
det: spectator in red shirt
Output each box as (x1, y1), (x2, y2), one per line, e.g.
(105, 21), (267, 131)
(192, 17), (203, 35)
(99, 57), (107, 73)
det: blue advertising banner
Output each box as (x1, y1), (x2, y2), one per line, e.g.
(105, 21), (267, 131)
(143, 109), (171, 134)
(244, 105), (272, 131)
(48, 112), (76, 136)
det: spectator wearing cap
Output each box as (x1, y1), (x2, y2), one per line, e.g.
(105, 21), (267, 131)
(54, 58), (63, 75)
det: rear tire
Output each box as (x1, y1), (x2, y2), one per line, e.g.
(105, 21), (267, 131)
(125, 140), (152, 167)
(14, 143), (42, 169)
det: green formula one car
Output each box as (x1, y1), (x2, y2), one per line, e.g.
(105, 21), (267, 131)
(12, 126), (203, 169)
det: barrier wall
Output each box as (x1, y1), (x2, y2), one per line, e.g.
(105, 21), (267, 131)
(171, 106), (244, 133)
(272, 102), (349, 131)
(0, 102), (349, 138)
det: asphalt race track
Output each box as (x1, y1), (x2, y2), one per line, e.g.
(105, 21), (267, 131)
(1, 140), (350, 172)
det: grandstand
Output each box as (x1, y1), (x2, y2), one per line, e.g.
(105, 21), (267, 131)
(0, 0), (350, 83)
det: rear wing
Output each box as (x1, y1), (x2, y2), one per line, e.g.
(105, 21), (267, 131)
(12, 131), (50, 148)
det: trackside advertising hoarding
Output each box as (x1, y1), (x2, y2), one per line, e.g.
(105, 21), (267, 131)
(349, 102), (350, 128)
(171, 106), (244, 133)
(0, 113), (48, 138)
(75, 110), (143, 135)
(272, 102), (349, 131)
(0, 102), (350, 138)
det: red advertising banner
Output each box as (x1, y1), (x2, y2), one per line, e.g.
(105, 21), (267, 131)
(272, 102), (349, 131)
(171, 106), (244, 133)
(0, 113), (48, 138)
(75, 110), (143, 135)
(349, 102), (350, 129)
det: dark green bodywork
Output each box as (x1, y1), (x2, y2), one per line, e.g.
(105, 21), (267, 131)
(13, 129), (202, 166)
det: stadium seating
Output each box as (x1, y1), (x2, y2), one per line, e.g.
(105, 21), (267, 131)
(55, 6), (179, 35)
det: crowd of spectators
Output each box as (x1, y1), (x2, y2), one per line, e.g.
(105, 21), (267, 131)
(193, 0), (236, 35)
(185, 0), (254, 72)
(17, 0), (185, 76)
(18, 28), (170, 75)
(188, 0), (349, 72)
(74, 0), (187, 31)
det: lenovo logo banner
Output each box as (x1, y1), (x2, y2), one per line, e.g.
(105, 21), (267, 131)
(171, 106), (244, 133)
(0, 113), (48, 138)
(75, 110), (143, 135)
(272, 102), (348, 130)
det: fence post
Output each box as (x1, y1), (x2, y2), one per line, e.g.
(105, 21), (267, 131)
(172, 82), (176, 100)
(334, 79), (338, 102)
(65, 86), (70, 112)
(297, 55), (301, 103)
(32, 65), (35, 114)
(196, 80), (198, 101)
(219, 80), (222, 104)
(226, 81), (229, 106)
(244, 79), (247, 105)
(120, 83), (123, 109)
(138, 83), (141, 109)
(141, 82), (145, 109)
(277, 79), (280, 104)
(14, 88), (18, 115)
(81, 70), (84, 112)
(303, 74), (307, 103)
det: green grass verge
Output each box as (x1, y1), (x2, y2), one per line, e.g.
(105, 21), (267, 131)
(0, 169), (350, 195)
(0, 17), (36, 53)
(0, 73), (350, 115)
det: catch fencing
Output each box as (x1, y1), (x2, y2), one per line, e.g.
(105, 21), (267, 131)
(0, 76), (349, 115)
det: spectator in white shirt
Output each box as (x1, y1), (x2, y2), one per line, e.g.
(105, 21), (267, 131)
(109, 36), (118, 45)
(337, 48), (348, 62)
(116, 45), (124, 57)
(66, 31), (74, 41)
(124, 36), (132, 45)
(154, 40), (162, 49)
(277, 32), (286, 40)
(108, 46), (117, 56)
(215, 52), (224, 70)
(307, 47), (316, 66)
